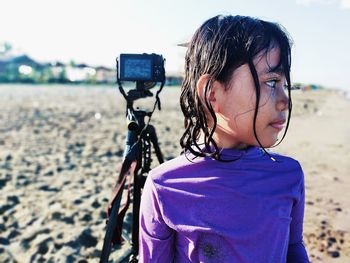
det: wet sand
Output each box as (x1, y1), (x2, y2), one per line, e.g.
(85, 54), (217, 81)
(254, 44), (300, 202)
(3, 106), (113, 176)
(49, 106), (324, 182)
(0, 84), (349, 262)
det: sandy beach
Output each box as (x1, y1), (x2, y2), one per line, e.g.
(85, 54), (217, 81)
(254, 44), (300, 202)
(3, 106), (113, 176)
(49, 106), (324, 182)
(0, 84), (349, 262)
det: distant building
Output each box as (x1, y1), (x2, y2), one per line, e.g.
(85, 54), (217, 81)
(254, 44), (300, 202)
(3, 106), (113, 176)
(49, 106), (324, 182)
(165, 75), (183, 86)
(0, 54), (43, 82)
(95, 66), (115, 83)
(301, 84), (322, 91)
(65, 64), (96, 83)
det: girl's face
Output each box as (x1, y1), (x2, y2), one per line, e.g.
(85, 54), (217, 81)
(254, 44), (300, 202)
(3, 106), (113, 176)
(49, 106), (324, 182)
(210, 47), (289, 149)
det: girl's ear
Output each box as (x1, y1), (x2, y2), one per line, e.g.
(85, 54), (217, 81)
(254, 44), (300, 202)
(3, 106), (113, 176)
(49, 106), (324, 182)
(196, 74), (222, 112)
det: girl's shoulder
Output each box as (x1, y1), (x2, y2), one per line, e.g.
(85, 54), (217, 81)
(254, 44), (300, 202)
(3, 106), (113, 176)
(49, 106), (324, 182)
(149, 153), (201, 183)
(148, 149), (305, 186)
(263, 150), (305, 181)
(267, 150), (303, 169)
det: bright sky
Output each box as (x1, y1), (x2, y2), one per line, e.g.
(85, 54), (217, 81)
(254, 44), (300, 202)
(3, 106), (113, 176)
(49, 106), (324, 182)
(1, 0), (350, 90)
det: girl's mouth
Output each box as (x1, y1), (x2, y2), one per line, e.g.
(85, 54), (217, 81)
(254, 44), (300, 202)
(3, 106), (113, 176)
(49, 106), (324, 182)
(270, 120), (285, 131)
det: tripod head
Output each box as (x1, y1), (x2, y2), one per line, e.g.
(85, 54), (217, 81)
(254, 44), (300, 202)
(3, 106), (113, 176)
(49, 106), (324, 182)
(125, 81), (155, 106)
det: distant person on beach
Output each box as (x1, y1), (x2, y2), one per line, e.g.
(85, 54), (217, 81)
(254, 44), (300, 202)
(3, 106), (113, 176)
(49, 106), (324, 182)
(139, 14), (309, 262)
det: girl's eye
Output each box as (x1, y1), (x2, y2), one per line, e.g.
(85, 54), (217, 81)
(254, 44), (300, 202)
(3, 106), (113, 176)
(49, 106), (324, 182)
(266, 79), (278, 88)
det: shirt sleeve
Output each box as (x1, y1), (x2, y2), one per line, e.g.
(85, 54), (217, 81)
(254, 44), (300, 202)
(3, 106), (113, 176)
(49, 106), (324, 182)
(287, 169), (310, 262)
(139, 174), (175, 263)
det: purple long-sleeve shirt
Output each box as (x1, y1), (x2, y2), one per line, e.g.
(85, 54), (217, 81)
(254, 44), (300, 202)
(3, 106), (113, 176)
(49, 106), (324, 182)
(139, 146), (309, 262)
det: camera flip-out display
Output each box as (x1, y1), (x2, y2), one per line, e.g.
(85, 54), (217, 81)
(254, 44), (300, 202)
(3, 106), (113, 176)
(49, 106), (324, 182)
(118, 53), (165, 82)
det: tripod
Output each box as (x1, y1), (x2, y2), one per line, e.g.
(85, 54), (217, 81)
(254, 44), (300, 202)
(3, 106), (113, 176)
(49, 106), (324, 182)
(100, 82), (164, 263)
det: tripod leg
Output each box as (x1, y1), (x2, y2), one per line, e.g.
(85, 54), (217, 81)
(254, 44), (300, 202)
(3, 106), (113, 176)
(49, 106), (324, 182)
(100, 158), (135, 263)
(129, 156), (142, 260)
(100, 196), (122, 263)
(148, 124), (164, 164)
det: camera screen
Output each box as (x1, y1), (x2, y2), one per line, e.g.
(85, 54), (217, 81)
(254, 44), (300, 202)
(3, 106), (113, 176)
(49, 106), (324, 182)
(122, 58), (152, 80)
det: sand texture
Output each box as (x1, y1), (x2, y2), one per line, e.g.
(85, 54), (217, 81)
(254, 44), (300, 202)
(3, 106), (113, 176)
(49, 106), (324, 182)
(0, 85), (349, 262)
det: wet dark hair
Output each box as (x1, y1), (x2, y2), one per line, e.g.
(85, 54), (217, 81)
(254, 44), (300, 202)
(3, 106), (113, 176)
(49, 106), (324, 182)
(180, 15), (293, 161)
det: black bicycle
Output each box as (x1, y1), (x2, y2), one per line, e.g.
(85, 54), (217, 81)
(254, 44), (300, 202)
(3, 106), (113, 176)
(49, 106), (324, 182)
(100, 54), (165, 263)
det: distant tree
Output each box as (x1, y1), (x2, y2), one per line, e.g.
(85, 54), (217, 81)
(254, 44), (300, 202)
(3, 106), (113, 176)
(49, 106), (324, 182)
(69, 60), (76, 67)
(0, 42), (12, 54)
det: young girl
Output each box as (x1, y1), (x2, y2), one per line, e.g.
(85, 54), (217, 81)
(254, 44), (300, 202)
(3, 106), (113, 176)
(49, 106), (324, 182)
(139, 15), (309, 263)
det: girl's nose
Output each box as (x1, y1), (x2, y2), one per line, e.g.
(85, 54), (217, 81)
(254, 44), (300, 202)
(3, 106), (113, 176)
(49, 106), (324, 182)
(276, 87), (289, 112)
